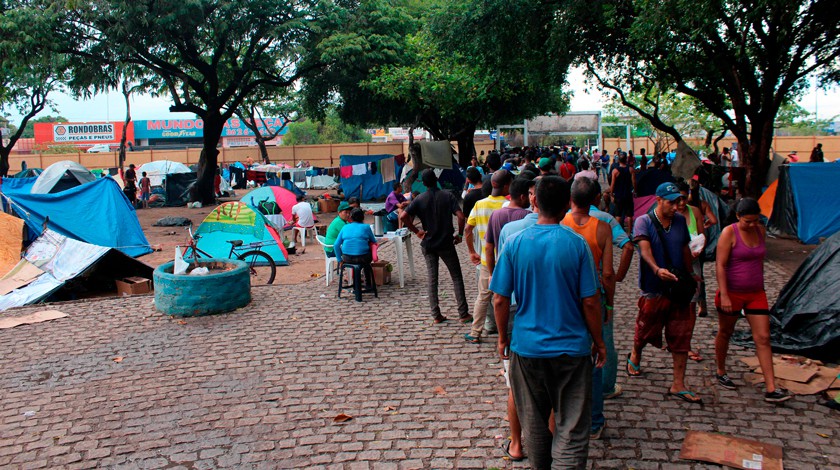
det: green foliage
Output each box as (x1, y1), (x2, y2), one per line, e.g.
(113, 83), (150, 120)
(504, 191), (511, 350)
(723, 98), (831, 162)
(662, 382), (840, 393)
(282, 112), (372, 146)
(20, 115), (67, 138)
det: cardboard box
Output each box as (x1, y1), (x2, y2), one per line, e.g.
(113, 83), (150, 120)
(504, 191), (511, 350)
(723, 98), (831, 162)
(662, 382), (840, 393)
(371, 261), (392, 286)
(319, 198), (340, 213)
(116, 276), (153, 296)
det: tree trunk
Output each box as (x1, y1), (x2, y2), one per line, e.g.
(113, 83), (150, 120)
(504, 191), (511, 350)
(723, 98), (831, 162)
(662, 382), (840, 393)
(453, 123), (476, 168)
(193, 112), (225, 204)
(255, 132), (269, 164)
(119, 89), (131, 168)
(0, 147), (10, 177)
(743, 119), (774, 198)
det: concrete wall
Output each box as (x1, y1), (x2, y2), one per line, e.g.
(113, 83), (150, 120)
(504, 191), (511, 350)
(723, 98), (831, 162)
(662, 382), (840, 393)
(8, 140), (497, 173)
(601, 135), (839, 162)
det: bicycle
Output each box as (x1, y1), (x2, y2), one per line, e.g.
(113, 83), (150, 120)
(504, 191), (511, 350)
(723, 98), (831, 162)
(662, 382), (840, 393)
(180, 226), (277, 285)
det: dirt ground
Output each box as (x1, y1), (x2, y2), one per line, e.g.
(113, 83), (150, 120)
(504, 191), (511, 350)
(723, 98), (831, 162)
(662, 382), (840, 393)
(135, 188), (348, 285)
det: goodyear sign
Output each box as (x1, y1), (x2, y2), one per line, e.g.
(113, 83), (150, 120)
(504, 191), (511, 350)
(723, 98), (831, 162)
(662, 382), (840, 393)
(53, 123), (115, 142)
(134, 118), (289, 140)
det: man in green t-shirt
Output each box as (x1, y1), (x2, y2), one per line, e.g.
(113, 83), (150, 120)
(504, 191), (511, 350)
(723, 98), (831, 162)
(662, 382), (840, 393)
(324, 201), (352, 257)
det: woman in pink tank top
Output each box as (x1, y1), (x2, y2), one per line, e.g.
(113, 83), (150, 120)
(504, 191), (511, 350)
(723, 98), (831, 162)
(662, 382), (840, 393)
(714, 198), (790, 403)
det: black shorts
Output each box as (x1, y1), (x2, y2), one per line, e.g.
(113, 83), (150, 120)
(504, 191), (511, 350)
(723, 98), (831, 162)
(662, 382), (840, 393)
(614, 197), (634, 218)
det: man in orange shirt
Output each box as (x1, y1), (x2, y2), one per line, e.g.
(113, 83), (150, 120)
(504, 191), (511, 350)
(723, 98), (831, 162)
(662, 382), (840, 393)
(562, 177), (615, 439)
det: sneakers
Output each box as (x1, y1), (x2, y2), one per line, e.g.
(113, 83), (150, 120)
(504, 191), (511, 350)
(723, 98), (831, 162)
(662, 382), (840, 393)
(765, 388), (793, 404)
(463, 333), (480, 344)
(590, 423), (605, 440)
(483, 326), (499, 335)
(458, 314), (473, 324)
(603, 384), (623, 400)
(716, 374), (737, 390)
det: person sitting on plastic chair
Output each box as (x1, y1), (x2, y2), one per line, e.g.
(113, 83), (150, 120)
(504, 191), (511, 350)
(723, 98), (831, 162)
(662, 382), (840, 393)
(385, 182), (409, 229)
(334, 208), (379, 290)
(290, 194), (316, 249)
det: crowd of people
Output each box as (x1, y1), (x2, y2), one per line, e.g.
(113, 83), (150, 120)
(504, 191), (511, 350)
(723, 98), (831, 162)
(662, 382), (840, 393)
(397, 145), (794, 468)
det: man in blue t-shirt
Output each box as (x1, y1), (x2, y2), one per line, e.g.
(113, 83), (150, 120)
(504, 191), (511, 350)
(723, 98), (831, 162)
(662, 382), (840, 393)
(489, 176), (605, 469)
(628, 182), (700, 404)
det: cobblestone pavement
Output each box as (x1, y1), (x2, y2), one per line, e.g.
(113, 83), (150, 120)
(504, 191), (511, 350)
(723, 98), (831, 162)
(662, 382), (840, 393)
(0, 237), (838, 469)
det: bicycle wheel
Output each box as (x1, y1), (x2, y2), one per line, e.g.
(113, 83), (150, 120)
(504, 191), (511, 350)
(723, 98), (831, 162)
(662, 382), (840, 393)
(237, 250), (276, 285)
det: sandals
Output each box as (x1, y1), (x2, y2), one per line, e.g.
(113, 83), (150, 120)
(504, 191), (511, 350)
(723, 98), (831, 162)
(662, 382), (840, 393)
(626, 353), (642, 377)
(501, 439), (526, 462)
(688, 350), (704, 362)
(668, 390), (703, 404)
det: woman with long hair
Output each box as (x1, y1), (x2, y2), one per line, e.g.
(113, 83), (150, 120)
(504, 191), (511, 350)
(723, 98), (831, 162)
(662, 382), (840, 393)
(714, 198), (791, 403)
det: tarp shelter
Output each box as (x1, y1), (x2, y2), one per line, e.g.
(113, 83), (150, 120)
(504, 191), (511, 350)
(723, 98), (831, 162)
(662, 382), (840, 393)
(163, 172), (197, 207)
(769, 230), (840, 360)
(399, 148), (466, 194)
(1, 177), (152, 257)
(138, 160), (192, 187)
(240, 186), (297, 225)
(195, 202), (289, 266)
(768, 163), (840, 244)
(759, 179), (778, 219)
(339, 154), (403, 201)
(0, 229), (154, 311)
(30, 160), (96, 194)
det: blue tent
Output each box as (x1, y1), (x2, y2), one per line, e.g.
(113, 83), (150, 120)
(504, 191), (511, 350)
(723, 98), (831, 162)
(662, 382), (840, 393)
(768, 163), (840, 244)
(1, 177), (152, 257)
(339, 154), (402, 201)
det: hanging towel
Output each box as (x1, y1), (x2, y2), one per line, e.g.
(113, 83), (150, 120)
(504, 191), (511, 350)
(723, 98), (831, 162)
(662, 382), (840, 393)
(395, 153), (406, 166)
(340, 166), (353, 178)
(351, 164), (367, 176)
(380, 157), (396, 184)
(369, 161), (378, 174)
(419, 141), (452, 169)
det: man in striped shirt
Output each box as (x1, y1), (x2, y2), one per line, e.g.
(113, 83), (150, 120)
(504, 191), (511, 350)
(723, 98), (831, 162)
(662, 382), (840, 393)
(464, 170), (512, 343)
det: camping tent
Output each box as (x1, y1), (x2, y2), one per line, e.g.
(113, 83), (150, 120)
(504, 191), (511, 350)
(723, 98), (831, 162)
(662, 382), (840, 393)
(768, 163), (840, 244)
(30, 160), (96, 194)
(195, 202), (289, 266)
(769, 231), (840, 360)
(240, 186), (297, 227)
(0, 229), (153, 311)
(12, 168), (43, 178)
(339, 154), (403, 201)
(1, 177), (152, 257)
(162, 172), (197, 207)
(138, 160), (192, 187)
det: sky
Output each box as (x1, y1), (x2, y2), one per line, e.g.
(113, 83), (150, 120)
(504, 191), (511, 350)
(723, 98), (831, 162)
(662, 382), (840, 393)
(6, 66), (840, 126)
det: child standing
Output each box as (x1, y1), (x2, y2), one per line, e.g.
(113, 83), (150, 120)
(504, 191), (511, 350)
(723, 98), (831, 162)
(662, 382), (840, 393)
(139, 172), (152, 209)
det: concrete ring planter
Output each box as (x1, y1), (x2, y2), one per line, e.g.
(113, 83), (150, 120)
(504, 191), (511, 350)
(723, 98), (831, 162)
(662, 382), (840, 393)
(154, 258), (251, 317)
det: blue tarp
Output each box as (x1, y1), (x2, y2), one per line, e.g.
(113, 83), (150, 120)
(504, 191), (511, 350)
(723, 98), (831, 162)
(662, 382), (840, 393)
(339, 154), (402, 201)
(1, 177), (152, 257)
(788, 163), (840, 244)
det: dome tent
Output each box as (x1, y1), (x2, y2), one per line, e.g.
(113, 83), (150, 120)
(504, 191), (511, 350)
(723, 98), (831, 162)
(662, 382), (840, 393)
(195, 202), (289, 266)
(137, 160), (192, 187)
(30, 161), (96, 194)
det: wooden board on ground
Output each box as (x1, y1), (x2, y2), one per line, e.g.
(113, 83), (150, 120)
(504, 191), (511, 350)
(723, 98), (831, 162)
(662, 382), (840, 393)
(680, 431), (783, 470)
(740, 356), (762, 368)
(828, 389), (840, 400)
(0, 260), (44, 296)
(0, 310), (67, 329)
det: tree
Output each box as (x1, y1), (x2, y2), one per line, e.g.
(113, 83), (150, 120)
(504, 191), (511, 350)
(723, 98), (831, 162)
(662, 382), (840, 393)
(234, 91), (299, 164)
(303, 0), (569, 168)
(20, 115), (67, 139)
(0, 1), (68, 176)
(559, 0), (840, 196)
(282, 111), (372, 146)
(63, 0), (352, 203)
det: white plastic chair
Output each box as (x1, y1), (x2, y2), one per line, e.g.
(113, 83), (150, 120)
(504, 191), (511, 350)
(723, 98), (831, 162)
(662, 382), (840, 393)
(315, 235), (339, 286)
(291, 225), (317, 250)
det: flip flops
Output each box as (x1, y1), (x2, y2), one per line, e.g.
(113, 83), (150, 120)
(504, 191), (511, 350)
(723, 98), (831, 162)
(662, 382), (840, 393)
(626, 353), (642, 377)
(668, 390), (703, 404)
(501, 439), (526, 462)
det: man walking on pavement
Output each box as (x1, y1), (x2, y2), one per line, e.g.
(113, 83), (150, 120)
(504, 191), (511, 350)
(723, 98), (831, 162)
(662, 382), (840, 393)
(562, 177), (615, 440)
(609, 153), (635, 231)
(464, 170), (512, 343)
(491, 176), (605, 469)
(628, 182), (701, 404)
(400, 170), (472, 324)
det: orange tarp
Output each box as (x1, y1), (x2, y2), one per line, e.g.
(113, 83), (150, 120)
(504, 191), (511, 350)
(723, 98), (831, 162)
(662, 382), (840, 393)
(0, 212), (25, 276)
(759, 179), (778, 219)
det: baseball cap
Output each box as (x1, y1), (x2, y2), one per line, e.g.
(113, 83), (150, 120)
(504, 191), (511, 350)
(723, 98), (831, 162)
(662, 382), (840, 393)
(538, 157), (551, 169)
(656, 182), (682, 201)
(337, 201), (351, 212)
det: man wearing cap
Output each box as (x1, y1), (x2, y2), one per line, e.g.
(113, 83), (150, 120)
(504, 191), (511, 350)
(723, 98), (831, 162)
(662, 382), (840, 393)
(538, 157), (554, 176)
(627, 182), (701, 404)
(324, 201), (352, 257)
